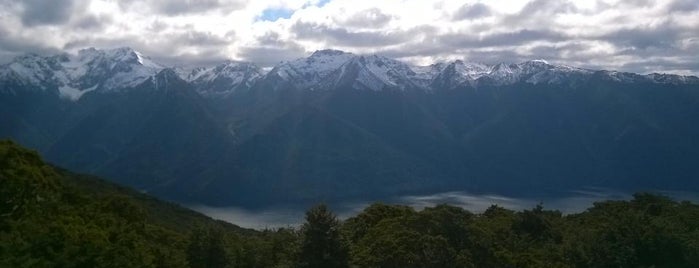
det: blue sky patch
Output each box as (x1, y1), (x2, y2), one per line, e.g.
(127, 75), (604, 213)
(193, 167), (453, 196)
(259, 8), (294, 21)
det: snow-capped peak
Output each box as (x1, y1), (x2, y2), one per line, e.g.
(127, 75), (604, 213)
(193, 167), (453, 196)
(3, 48), (698, 99)
(186, 60), (263, 97)
(0, 47), (165, 100)
(318, 53), (428, 91)
(530, 59), (549, 64)
(268, 49), (355, 89)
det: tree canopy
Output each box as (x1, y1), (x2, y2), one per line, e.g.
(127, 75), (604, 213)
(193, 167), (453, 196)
(2, 139), (699, 267)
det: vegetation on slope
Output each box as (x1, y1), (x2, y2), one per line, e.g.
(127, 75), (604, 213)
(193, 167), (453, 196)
(0, 140), (295, 267)
(2, 139), (699, 267)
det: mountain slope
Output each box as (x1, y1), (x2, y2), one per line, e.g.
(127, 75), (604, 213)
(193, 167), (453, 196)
(4, 140), (698, 267)
(0, 140), (251, 267)
(2, 48), (699, 208)
(44, 69), (235, 195)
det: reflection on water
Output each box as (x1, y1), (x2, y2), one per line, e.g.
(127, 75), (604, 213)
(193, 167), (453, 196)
(189, 189), (699, 229)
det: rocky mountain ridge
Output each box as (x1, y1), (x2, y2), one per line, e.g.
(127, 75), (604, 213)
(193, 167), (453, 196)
(2, 47), (696, 101)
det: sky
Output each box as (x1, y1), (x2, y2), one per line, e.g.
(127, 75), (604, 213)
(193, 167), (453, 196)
(0, 0), (697, 74)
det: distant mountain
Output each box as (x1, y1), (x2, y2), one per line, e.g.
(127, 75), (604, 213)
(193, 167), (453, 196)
(181, 61), (263, 97)
(0, 47), (164, 100)
(2, 47), (699, 207)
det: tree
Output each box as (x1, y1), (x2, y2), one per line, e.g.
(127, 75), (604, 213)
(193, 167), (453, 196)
(186, 226), (229, 268)
(298, 204), (348, 268)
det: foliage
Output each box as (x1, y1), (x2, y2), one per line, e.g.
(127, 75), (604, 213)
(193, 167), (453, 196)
(298, 204), (348, 268)
(2, 139), (699, 267)
(0, 140), (293, 267)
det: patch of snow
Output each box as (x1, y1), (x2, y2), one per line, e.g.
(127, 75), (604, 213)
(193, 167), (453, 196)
(273, 49), (355, 89)
(58, 84), (97, 101)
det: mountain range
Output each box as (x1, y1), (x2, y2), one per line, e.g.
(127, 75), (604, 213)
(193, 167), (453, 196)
(2, 47), (699, 207)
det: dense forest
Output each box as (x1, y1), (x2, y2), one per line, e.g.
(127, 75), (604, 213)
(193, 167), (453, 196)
(2, 139), (699, 267)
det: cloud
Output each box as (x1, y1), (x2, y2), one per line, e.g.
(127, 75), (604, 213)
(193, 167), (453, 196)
(19, 0), (78, 26)
(118, 0), (245, 15)
(501, 0), (578, 27)
(168, 30), (230, 47)
(0, 0), (696, 75)
(600, 23), (683, 50)
(61, 31), (234, 67)
(291, 21), (425, 47)
(453, 3), (492, 21)
(668, 0), (699, 12)
(190, 188), (681, 229)
(339, 8), (393, 28)
(237, 42), (306, 67)
(0, 25), (62, 62)
(440, 29), (568, 48)
(72, 14), (112, 30)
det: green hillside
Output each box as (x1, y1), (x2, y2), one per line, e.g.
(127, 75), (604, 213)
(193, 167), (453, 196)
(0, 140), (296, 267)
(2, 139), (699, 267)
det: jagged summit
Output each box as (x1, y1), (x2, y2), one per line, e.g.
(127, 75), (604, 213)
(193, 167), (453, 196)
(186, 60), (263, 97)
(155, 68), (180, 80)
(263, 49), (355, 90)
(1, 48), (698, 100)
(319, 54), (425, 91)
(0, 47), (164, 100)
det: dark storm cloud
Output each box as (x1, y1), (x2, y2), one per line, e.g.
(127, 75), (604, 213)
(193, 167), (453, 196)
(440, 29), (567, 48)
(453, 3), (492, 21)
(19, 0), (77, 26)
(340, 8), (393, 28)
(291, 21), (424, 47)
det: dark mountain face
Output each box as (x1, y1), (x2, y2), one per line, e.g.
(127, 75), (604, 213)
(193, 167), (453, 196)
(2, 48), (699, 208)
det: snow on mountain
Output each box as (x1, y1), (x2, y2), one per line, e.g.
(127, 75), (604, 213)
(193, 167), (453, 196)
(411, 63), (446, 87)
(0, 47), (164, 100)
(430, 60), (491, 89)
(2, 54), (64, 88)
(186, 61), (263, 97)
(2, 48), (698, 99)
(266, 49), (355, 90)
(427, 59), (643, 89)
(325, 54), (428, 91)
(63, 47), (164, 91)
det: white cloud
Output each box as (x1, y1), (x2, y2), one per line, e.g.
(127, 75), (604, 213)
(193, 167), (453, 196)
(0, 0), (697, 74)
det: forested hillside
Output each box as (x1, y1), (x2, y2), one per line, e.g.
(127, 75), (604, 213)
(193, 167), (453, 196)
(0, 140), (296, 267)
(2, 139), (698, 267)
